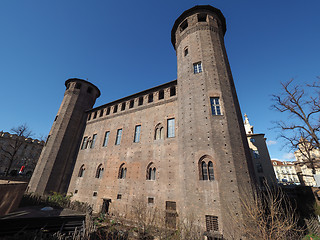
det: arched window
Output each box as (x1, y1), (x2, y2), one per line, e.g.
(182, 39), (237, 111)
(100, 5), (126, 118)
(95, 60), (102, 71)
(208, 161), (214, 180)
(95, 164), (104, 179)
(199, 157), (215, 181)
(202, 162), (208, 180)
(118, 164), (127, 179)
(146, 163), (156, 180)
(78, 165), (85, 177)
(154, 124), (164, 140)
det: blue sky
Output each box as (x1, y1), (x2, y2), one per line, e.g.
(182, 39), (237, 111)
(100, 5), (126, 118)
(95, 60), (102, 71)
(0, 0), (319, 161)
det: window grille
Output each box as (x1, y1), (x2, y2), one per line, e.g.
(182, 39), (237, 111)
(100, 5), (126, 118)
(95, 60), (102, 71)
(210, 97), (222, 115)
(193, 62), (202, 74)
(205, 215), (219, 231)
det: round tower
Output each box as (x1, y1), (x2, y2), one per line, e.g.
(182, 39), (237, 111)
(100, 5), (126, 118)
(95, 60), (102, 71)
(172, 5), (254, 239)
(28, 78), (100, 195)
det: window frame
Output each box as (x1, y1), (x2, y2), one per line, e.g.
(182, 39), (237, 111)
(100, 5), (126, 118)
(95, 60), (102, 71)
(167, 118), (175, 138)
(115, 129), (122, 145)
(103, 131), (110, 147)
(134, 125), (141, 143)
(210, 97), (222, 116)
(193, 62), (203, 74)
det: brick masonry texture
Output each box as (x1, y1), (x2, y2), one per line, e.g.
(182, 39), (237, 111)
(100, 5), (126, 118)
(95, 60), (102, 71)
(28, 5), (255, 239)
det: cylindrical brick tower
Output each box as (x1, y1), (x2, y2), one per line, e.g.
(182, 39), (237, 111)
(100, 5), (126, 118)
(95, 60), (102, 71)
(28, 78), (100, 195)
(172, 5), (254, 239)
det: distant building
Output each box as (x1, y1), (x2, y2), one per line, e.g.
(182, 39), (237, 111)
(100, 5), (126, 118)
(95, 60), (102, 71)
(271, 160), (300, 185)
(244, 114), (277, 187)
(294, 139), (320, 186)
(0, 131), (44, 176)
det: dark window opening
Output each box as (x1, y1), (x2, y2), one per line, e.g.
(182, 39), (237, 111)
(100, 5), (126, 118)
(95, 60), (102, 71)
(99, 109), (103, 117)
(198, 13), (207, 22)
(113, 105), (118, 113)
(184, 47), (188, 56)
(93, 111), (97, 119)
(96, 165), (104, 179)
(205, 215), (219, 231)
(81, 137), (88, 150)
(74, 189), (78, 194)
(180, 20), (188, 32)
(148, 197), (154, 204)
(66, 83), (70, 90)
(159, 90), (164, 100)
(78, 165), (85, 177)
(129, 100), (134, 108)
(121, 102), (126, 111)
(75, 83), (81, 89)
(148, 93), (153, 103)
(87, 87), (93, 94)
(54, 115), (58, 121)
(138, 97), (143, 106)
(106, 107), (111, 115)
(117, 194), (122, 199)
(166, 201), (176, 211)
(88, 113), (91, 120)
(170, 86), (176, 96)
(93, 192), (97, 197)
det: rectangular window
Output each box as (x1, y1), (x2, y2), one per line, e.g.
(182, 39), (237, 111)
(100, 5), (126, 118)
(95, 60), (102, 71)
(159, 90), (164, 100)
(210, 97), (222, 115)
(134, 125), (141, 143)
(253, 150), (260, 159)
(121, 102), (126, 111)
(99, 109), (103, 117)
(117, 194), (122, 199)
(88, 113), (91, 121)
(167, 118), (175, 138)
(129, 100), (134, 108)
(81, 137), (88, 150)
(93, 111), (97, 119)
(103, 131), (110, 147)
(113, 105), (118, 113)
(148, 93), (153, 103)
(166, 201), (176, 211)
(106, 107), (111, 115)
(148, 197), (154, 204)
(170, 86), (176, 96)
(115, 129), (122, 145)
(91, 134), (97, 148)
(193, 62), (202, 74)
(138, 97), (143, 106)
(205, 215), (219, 231)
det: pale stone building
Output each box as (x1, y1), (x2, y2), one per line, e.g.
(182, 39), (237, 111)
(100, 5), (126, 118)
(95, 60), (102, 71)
(271, 160), (300, 185)
(28, 5), (256, 239)
(294, 141), (320, 186)
(244, 115), (277, 187)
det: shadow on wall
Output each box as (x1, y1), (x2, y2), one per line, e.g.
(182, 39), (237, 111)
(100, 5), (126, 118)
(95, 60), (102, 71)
(0, 180), (28, 216)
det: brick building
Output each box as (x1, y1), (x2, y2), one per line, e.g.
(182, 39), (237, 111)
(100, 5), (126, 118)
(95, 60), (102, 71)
(0, 131), (43, 176)
(28, 5), (256, 239)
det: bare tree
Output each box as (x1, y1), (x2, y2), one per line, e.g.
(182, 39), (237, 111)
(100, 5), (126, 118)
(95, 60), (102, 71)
(230, 185), (302, 240)
(1, 124), (32, 176)
(272, 78), (320, 174)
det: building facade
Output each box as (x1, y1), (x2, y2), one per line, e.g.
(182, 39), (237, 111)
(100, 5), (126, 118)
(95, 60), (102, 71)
(271, 160), (300, 185)
(294, 141), (320, 186)
(0, 131), (44, 176)
(244, 115), (277, 187)
(28, 5), (256, 239)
